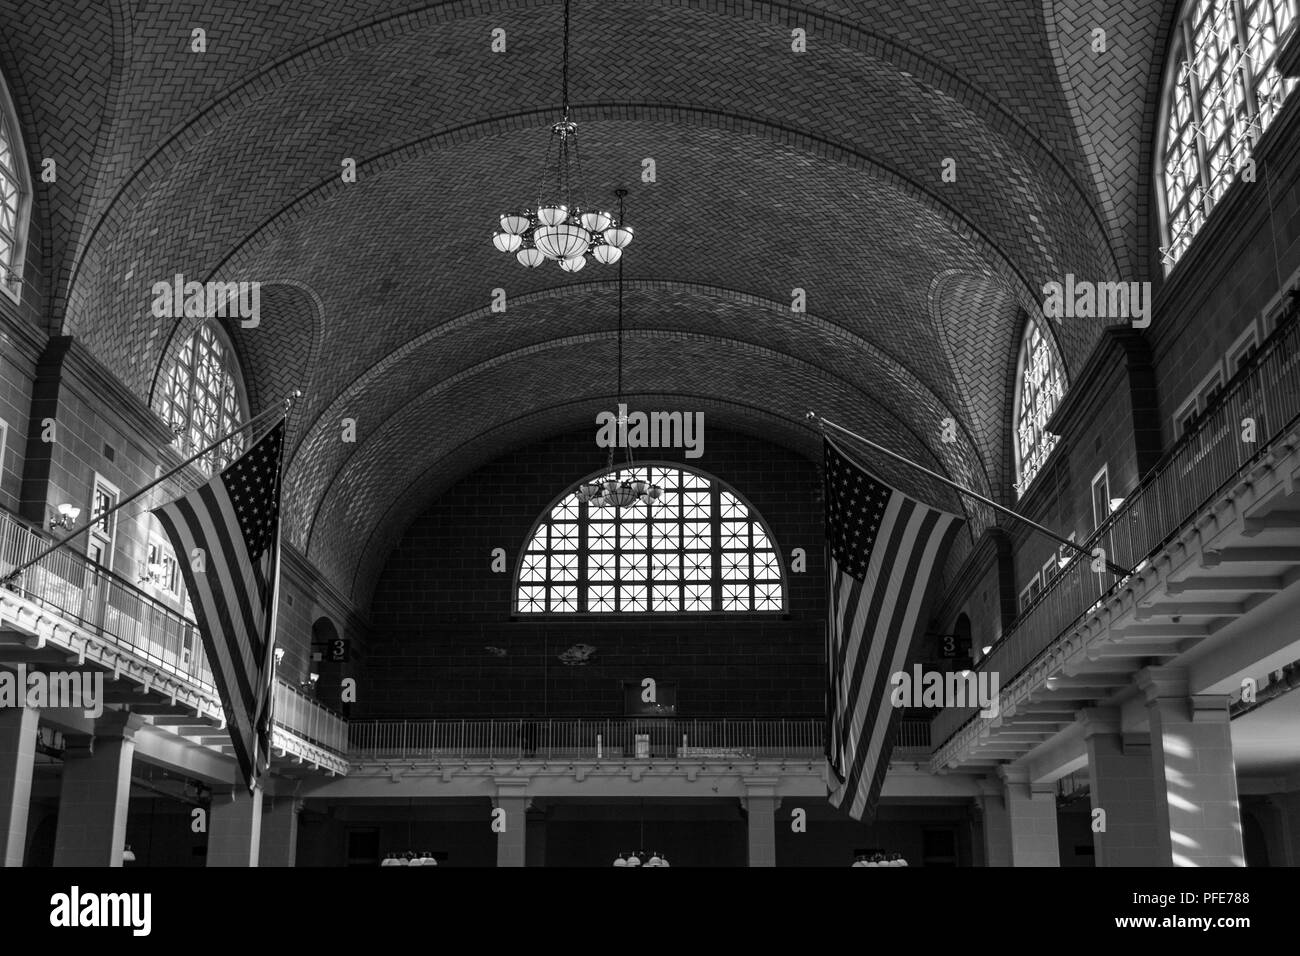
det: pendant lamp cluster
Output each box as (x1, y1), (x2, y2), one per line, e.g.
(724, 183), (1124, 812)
(491, 0), (633, 271)
(613, 850), (670, 867)
(382, 850), (440, 866)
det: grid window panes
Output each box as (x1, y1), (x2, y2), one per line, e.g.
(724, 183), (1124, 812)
(1161, 0), (1297, 268)
(156, 322), (246, 475)
(1012, 316), (1066, 499)
(516, 465), (784, 614)
(0, 95), (26, 292)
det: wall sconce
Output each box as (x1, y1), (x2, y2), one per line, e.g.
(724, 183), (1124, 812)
(48, 503), (81, 531)
(1109, 496), (1125, 512)
(274, 647), (285, 666)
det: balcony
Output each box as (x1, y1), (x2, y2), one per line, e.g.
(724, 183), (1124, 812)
(349, 716), (932, 761)
(0, 508), (347, 774)
(932, 303), (1300, 754)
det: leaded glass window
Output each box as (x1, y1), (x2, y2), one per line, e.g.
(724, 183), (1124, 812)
(516, 465), (785, 614)
(0, 76), (29, 298)
(156, 322), (247, 475)
(1160, 0), (1297, 269)
(1012, 316), (1066, 499)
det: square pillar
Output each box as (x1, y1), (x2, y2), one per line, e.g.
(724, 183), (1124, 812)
(53, 711), (141, 867)
(1080, 708), (1162, 866)
(207, 787), (264, 867)
(0, 707), (39, 867)
(259, 796), (302, 867)
(1139, 667), (1245, 867)
(743, 778), (779, 867)
(975, 778), (1013, 867)
(494, 780), (528, 867)
(999, 767), (1060, 867)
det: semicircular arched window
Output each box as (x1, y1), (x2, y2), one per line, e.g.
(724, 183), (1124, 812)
(156, 321), (248, 475)
(1012, 315), (1066, 499)
(515, 464), (786, 614)
(1158, 0), (1297, 270)
(0, 69), (32, 303)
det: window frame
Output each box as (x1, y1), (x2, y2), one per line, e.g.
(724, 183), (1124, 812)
(1090, 464), (1111, 532)
(512, 461), (789, 617)
(156, 320), (250, 475)
(88, 473), (120, 571)
(1155, 0), (1298, 272)
(1011, 313), (1068, 500)
(144, 532), (182, 600)
(0, 69), (32, 305)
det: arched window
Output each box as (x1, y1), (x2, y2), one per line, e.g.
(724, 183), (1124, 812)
(515, 464), (786, 614)
(0, 69), (31, 303)
(1012, 315), (1066, 499)
(1158, 0), (1297, 269)
(156, 321), (247, 474)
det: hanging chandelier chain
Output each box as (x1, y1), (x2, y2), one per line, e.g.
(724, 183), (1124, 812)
(561, 0), (570, 115)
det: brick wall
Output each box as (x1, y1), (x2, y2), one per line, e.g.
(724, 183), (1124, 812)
(364, 427), (825, 718)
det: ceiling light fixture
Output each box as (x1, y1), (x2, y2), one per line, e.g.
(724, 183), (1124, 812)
(492, 0), (633, 270)
(576, 196), (661, 510)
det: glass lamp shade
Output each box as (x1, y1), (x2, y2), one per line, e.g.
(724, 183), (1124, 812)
(626, 855), (641, 867)
(630, 479), (648, 496)
(580, 210), (613, 232)
(577, 482), (601, 502)
(613, 856), (628, 867)
(603, 224), (634, 249)
(647, 485), (662, 502)
(534, 223), (591, 260)
(516, 247), (545, 268)
(499, 213), (531, 235)
(647, 854), (663, 866)
(607, 483), (639, 508)
(559, 255), (587, 273)
(592, 244), (622, 265)
(537, 204), (569, 226)
(381, 854), (399, 867)
(493, 232), (523, 253)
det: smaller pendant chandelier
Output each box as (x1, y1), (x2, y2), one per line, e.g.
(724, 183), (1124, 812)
(575, 214), (661, 510)
(613, 850), (670, 867)
(492, 0), (633, 271)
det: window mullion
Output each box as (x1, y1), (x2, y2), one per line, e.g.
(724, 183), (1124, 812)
(1183, 17), (1217, 219)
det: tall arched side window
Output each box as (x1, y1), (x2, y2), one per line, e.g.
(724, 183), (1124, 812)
(515, 464), (786, 614)
(0, 69), (31, 303)
(156, 321), (248, 475)
(1159, 0), (1297, 269)
(1012, 315), (1067, 499)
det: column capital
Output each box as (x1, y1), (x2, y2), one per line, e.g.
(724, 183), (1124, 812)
(1189, 694), (1231, 724)
(1137, 665), (1189, 704)
(996, 765), (1029, 786)
(1076, 707), (1122, 739)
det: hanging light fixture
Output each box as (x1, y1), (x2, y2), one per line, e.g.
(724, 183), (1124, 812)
(492, 0), (634, 271)
(577, 197), (661, 510)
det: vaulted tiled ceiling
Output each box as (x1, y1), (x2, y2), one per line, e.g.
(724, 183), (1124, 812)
(0, 0), (1178, 604)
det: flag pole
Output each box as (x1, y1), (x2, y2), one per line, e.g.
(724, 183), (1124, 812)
(806, 411), (1133, 577)
(1, 390), (303, 586)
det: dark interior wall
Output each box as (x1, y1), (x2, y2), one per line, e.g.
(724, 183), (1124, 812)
(364, 428), (824, 718)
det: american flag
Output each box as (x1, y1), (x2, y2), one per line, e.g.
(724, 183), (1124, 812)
(823, 437), (964, 821)
(153, 421), (285, 791)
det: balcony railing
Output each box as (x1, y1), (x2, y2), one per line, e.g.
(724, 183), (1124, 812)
(0, 509), (346, 756)
(0, 509), (214, 687)
(349, 717), (932, 761)
(933, 304), (1300, 749)
(273, 679), (348, 754)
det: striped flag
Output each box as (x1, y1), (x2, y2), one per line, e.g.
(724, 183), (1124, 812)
(823, 437), (964, 821)
(153, 421), (285, 791)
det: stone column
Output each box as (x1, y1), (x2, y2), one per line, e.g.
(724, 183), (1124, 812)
(494, 779), (528, 867)
(53, 710), (141, 866)
(0, 707), (39, 867)
(1080, 708), (1161, 866)
(743, 777), (779, 867)
(259, 796), (302, 867)
(207, 786), (264, 867)
(1138, 667), (1245, 866)
(999, 766), (1060, 866)
(975, 776), (1013, 867)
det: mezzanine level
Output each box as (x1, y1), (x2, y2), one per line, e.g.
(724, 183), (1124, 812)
(931, 303), (1300, 774)
(0, 509), (348, 778)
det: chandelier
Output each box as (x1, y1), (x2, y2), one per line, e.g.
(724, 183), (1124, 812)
(575, 216), (661, 509)
(491, 0), (633, 271)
